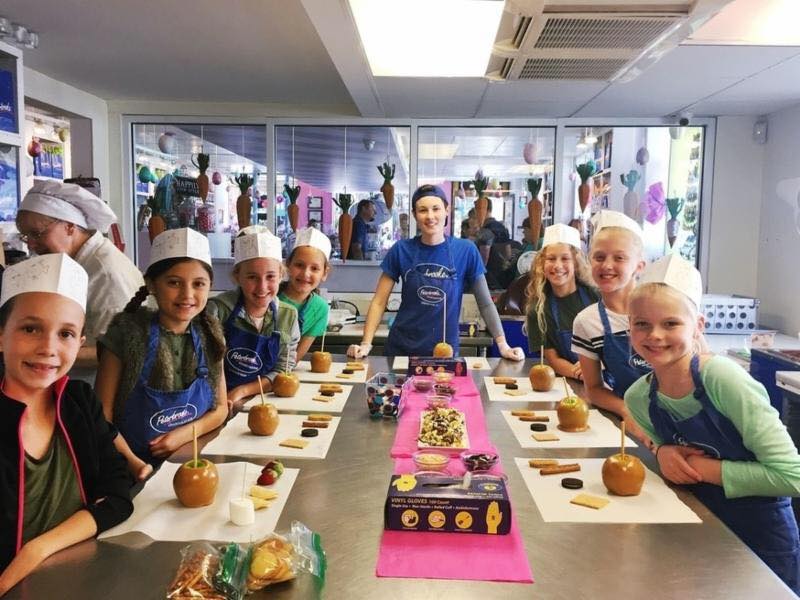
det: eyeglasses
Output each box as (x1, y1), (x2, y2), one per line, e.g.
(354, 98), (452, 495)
(19, 220), (61, 244)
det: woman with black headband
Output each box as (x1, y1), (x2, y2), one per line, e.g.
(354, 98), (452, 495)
(347, 184), (524, 360)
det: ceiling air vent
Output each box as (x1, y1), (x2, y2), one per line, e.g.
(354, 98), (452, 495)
(535, 17), (678, 50)
(487, 10), (687, 82)
(518, 57), (630, 80)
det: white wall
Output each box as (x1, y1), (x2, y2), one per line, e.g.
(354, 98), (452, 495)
(757, 106), (800, 335)
(705, 116), (764, 297)
(23, 68), (109, 198)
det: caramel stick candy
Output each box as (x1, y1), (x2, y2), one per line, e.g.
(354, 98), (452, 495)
(308, 413), (333, 422)
(345, 362), (366, 370)
(529, 459), (559, 468)
(519, 415), (550, 422)
(319, 384), (343, 392)
(302, 421), (329, 428)
(493, 377), (516, 385)
(335, 374), (352, 379)
(539, 463), (581, 475)
(511, 410), (536, 417)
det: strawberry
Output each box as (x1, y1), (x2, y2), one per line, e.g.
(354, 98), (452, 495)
(257, 470), (276, 486)
(263, 460), (284, 477)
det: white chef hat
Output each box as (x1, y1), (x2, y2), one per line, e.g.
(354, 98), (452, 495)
(542, 223), (581, 250)
(234, 229), (282, 265)
(20, 179), (117, 233)
(0, 253), (88, 311)
(638, 254), (703, 308)
(293, 227), (331, 260)
(149, 228), (212, 269)
(590, 210), (643, 240)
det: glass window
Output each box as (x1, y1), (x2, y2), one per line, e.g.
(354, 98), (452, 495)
(131, 123), (267, 265)
(275, 125), (410, 261)
(417, 126), (556, 290)
(561, 125), (704, 263)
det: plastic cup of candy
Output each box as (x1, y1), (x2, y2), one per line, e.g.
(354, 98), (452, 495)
(426, 394), (452, 410)
(412, 451), (450, 472)
(433, 371), (454, 384)
(412, 377), (434, 392)
(460, 451), (499, 472)
(433, 383), (457, 397)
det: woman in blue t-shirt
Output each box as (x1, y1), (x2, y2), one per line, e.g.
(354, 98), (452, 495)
(347, 184), (524, 360)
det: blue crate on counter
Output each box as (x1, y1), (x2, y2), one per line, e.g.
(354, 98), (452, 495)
(365, 372), (408, 419)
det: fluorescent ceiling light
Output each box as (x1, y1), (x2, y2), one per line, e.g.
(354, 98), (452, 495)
(688, 0), (800, 45)
(348, 0), (504, 77)
(418, 143), (460, 160)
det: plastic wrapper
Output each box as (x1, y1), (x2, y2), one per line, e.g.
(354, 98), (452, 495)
(246, 521), (327, 593)
(166, 543), (229, 600)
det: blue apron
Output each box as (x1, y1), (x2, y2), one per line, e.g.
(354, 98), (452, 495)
(548, 285), (592, 363)
(598, 299), (650, 396)
(385, 237), (460, 357)
(223, 295), (281, 389)
(648, 355), (800, 593)
(121, 318), (215, 461)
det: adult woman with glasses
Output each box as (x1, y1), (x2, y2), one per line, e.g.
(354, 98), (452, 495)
(15, 180), (144, 363)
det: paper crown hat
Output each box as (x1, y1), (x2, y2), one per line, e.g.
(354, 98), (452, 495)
(638, 254), (703, 308)
(590, 210), (643, 240)
(234, 228), (282, 265)
(21, 179), (117, 233)
(293, 227), (331, 260)
(542, 223), (581, 249)
(0, 253), (88, 311)
(149, 228), (212, 269)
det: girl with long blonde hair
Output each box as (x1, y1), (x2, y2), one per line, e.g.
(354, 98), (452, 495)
(525, 223), (597, 380)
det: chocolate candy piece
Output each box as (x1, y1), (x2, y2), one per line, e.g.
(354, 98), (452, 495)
(320, 390), (335, 397)
(530, 423), (547, 432)
(504, 383), (519, 390)
(342, 368), (354, 374)
(300, 428), (319, 438)
(561, 477), (583, 490)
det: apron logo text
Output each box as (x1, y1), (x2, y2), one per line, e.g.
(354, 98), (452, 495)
(629, 354), (651, 370)
(415, 263), (453, 279)
(149, 404), (198, 433)
(227, 347), (263, 374)
(417, 285), (445, 304)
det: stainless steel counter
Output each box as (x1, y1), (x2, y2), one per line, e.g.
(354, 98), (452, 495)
(7, 358), (795, 599)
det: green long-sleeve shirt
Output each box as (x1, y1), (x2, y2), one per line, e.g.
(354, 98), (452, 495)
(625, 355), (800, 499)
(208, 290), (300, 383)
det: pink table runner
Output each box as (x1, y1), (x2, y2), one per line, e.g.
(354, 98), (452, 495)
(390, 375), (494, 458)
(375, 457), (534, 583)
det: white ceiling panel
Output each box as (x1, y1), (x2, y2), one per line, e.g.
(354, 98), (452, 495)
(373, 78), (488, 118)
(3, 0), (354, 105)
(576, 45), (800, 117)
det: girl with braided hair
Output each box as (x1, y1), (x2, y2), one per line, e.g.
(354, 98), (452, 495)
(94, 229), (227, 480)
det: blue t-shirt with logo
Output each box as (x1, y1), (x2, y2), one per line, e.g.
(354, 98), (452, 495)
(381, 236), (485, 354)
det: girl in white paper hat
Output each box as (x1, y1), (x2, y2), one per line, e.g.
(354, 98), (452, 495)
(625, 255), (800, 593)
(525, 223), (598, 380)
(207, 226), (300, 407)
(0, 254), (132, 593)
(278, 227), (331, 361)
(571, 210), (651, 444)
(95, 229), (228, 480)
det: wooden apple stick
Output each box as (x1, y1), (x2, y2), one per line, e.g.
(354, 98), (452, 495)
(285, 343), (290, 373)
(192, 424), (198, 467)
(321, 327), (327, 353)
(620, 420), (626, 458)
(257, 375), (266, 406)
(442, 293), (447, 343)
(562, 377), (570, 398)
(241, 463), (248, 499)
(540, 345), (544, 366)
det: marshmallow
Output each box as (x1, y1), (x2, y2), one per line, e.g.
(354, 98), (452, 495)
(150, 228), (212, 269)
(0, 253), (88, 311)
(639, 254), (703, 308)
(293, 227), (331, 260)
